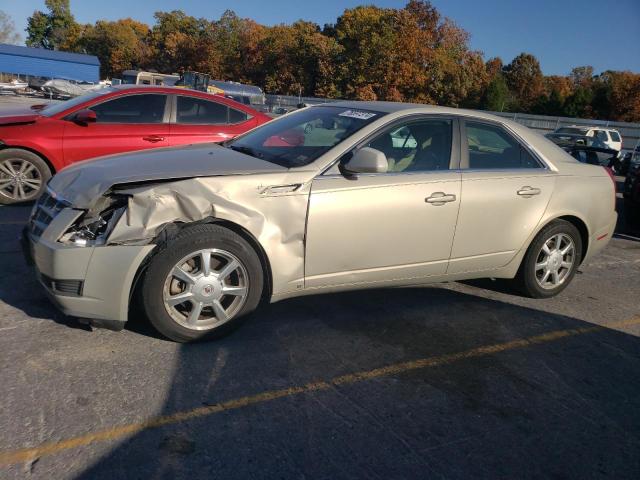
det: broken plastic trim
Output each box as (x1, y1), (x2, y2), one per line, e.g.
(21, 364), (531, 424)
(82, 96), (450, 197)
(58, 194), (128, 247)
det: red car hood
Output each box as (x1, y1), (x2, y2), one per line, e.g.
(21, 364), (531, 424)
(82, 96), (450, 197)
(0, 112), (42, 126)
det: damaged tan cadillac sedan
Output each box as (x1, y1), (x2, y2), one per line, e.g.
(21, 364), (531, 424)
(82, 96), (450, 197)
(23, 102), (617, 342)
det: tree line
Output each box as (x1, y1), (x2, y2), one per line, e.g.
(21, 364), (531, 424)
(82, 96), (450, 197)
(14, 0), (640, 122)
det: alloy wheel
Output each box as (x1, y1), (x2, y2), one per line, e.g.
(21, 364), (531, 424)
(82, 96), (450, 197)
(162, 249), (249, 331)
(534, 233), (576, 290)
(0, 159), (42, 201)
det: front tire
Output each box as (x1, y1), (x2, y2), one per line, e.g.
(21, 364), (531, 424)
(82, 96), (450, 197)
(141, 224), (264, 342)
(514, 220), (582, 298)
(0, 149), (51, 204)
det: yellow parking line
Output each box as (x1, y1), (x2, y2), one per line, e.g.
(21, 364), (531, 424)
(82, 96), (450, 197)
(1, 315), (639, 467)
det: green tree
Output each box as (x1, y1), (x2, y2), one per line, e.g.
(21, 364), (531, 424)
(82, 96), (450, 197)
(545, 88), (565, 116)
(482, 74), (509, 111)
(0, 10), (21, 44)
(26, 0), (81, 50)
(564, 86), (593, 118)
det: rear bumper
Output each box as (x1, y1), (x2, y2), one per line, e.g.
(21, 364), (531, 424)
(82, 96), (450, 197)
(23, 227), (154, 325)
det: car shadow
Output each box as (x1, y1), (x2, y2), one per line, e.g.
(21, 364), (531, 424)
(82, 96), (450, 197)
(3, 197), (640, 478)
(73, 286), (640, 479)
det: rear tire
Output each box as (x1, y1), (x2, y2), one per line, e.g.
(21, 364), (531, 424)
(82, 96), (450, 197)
(513, 220), (582, 298)
(0, 149), (51, 204)
(141, 224), (264, 342)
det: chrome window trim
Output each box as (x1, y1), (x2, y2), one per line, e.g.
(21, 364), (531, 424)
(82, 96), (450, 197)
(317, 167), (552, 181)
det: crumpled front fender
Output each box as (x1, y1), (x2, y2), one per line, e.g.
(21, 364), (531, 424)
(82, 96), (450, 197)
(107, 172), (312, 297)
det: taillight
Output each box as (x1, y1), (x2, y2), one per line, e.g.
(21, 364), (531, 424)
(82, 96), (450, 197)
(603, 166), (616, 210)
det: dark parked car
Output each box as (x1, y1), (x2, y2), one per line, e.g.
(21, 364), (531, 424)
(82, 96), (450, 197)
(623, 147), (640, 219)
(545, 132), (617, 167)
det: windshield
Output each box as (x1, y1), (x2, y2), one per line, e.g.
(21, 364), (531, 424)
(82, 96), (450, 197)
(227, 105), (384, 167)
(40, 88), (116, 117)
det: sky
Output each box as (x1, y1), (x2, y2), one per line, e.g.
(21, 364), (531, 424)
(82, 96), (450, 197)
(1, 0), (639, 76)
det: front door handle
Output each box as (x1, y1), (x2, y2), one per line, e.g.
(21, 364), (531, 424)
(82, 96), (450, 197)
(143, 135), (165, 143)
(425, 192), (457, 205)
(517, 186), (541, 197)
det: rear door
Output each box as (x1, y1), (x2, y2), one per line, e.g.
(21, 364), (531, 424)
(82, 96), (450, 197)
(168, 95), (257, 146)
(448, 120), (555, 274)
(62, 93), (170, 164)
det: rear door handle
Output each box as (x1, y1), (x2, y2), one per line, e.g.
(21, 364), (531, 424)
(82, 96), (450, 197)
(517, 186), (541, 197)
(143, 135), (165, 143)
(425, 192), (457, 205)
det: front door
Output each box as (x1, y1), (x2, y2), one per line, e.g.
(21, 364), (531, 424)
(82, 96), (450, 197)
(305, 117), (461, 289)
(63, 93), (170, 164)
(448, 120), (556, 274)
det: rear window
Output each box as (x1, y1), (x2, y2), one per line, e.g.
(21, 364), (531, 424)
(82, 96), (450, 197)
(176, 96), (228, 124)
(609, 131), (621, 142)
(556, 127), (588, 135)
(229, 108), (249, 124)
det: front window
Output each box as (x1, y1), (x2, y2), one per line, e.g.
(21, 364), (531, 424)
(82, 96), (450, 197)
(39, 88), (115, 117)
(89, 94), (167, 124)
(367, 119), (452, 172)
(226, 105), (384, 167)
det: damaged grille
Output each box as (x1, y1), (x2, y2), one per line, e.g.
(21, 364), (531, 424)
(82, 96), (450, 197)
(29, 191), (66, 238)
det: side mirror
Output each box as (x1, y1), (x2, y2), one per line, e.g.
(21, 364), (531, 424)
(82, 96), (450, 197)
(342, 147), (389, 174)
(74, 109), (97, 125)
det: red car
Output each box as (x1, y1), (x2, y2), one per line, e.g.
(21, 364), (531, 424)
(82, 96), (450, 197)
(0, 86), (271, 204)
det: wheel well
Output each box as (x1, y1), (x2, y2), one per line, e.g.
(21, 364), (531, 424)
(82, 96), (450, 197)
(206, 219), (274, 299)
(0, 145), (56, 175)
(129, 219), (274, 309)
(557, 215), (589, 263)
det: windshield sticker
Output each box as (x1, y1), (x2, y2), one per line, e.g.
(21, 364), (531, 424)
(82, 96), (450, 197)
(338, 110), (377, 120)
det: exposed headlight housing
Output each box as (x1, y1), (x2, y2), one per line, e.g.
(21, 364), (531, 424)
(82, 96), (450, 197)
(59, 194), (127, 247)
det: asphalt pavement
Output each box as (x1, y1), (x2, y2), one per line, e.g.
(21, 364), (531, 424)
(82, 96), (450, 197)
(0, 185), (639, 479)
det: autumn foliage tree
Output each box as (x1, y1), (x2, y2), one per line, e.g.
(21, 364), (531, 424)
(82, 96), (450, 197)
(503, 53), (545, 110)
(22, 0), (640, 122)
(80, 19), (151, 78)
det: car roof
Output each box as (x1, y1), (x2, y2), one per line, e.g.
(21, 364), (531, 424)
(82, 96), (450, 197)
(111, 85), (211, 95)
(323, 100), (518, 123)
(106, 85), (264, 113)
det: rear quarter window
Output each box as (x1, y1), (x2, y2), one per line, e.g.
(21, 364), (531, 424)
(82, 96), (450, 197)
(609, 131), (621, 142)
(229, 108), (249, 124)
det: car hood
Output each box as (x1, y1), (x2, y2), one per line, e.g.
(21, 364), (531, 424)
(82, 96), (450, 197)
(0, 112), (42, 126)
(49, 143), (287, 208)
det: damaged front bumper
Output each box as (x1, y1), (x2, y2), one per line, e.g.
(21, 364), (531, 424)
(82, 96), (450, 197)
(22, 208), (154, 328)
